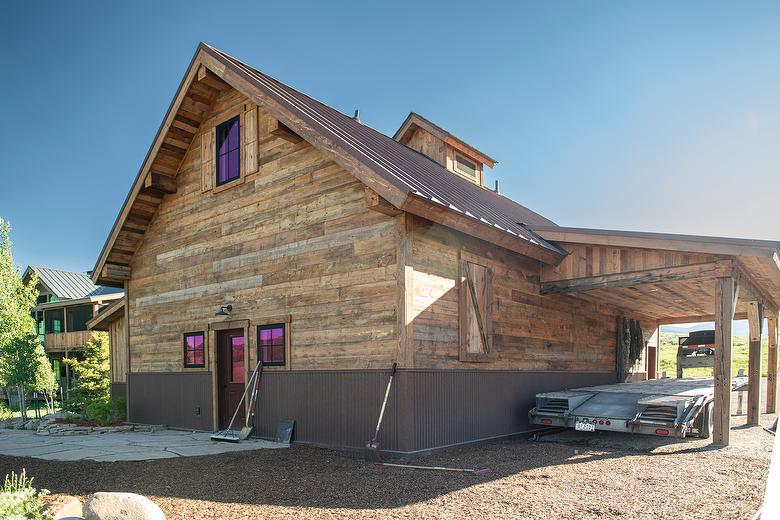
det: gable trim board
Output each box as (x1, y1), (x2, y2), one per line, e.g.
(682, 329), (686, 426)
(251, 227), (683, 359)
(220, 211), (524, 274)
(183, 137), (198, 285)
(91, 43), (564, 286)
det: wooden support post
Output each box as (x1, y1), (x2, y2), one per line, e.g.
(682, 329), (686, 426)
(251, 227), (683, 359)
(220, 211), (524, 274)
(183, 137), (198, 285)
(747, 301), (763, 425)
(713, 276), (738, 445)
(768, 314), (779, 414)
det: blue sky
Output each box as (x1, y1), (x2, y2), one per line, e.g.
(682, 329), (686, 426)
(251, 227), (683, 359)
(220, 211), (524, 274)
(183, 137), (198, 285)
(1, 1), (778, 274)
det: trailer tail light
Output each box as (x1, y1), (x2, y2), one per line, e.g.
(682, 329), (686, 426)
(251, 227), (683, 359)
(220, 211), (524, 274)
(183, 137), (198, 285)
(592, 419), (597, 424)
(605, 420), (611, 426)
(655, 429), (669, 435)
(598, 420), (604, 425)
(541, 419), (552, 425)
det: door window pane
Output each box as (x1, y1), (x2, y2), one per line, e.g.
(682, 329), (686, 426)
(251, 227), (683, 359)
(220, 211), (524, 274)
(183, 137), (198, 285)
(231, 336), (245, 382)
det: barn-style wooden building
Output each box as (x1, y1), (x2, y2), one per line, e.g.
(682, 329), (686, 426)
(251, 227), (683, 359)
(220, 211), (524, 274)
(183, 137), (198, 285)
(90, 43), (780, 453)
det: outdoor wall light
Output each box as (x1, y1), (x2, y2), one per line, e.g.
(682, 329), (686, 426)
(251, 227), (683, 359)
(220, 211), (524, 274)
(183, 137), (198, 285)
(215, 304), (233, 316)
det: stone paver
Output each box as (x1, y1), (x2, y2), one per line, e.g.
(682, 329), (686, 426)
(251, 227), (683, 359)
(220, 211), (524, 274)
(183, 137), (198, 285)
(0, 429), (288, 461)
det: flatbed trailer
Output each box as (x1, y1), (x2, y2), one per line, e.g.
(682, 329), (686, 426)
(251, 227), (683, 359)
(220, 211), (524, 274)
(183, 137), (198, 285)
(528, 377), (748, 439)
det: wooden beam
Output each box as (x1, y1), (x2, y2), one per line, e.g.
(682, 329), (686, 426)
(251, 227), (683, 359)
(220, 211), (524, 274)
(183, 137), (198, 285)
(197, 65), (230, 91)
(101, 263), (131, 282)
(768, 314), (779, 414)
(658, 312), (748, 325)
(365, 187), (402, 216)
(269, 119), (303, 143)
(713, 276), (738, 445)
(747, 301), (763, 426)
(540, 261), (726, 295)
(144, 171), (177, 194)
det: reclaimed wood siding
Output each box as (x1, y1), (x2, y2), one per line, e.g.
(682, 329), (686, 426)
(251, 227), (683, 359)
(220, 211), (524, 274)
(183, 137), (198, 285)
(542, 243), (721, 282)
(109, 317), (127, 383)
(128, 88), (398, 372)
(410, 218), (623, 371)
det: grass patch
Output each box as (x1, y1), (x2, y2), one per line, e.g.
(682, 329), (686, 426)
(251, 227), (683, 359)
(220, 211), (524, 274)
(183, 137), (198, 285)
(660, 332), (768, 378)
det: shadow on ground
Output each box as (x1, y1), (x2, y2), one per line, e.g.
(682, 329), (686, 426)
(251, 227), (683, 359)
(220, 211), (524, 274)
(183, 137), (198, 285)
(0, 425), (763, 511)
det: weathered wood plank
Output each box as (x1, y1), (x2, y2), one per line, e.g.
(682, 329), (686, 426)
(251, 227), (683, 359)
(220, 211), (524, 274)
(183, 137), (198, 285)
(540, 262), (725, 295)
(747, 300), (763, 426)
(713, 276), (737, 446)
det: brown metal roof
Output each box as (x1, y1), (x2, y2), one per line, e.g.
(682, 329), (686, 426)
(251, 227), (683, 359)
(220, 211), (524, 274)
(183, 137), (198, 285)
(203, 45), (562, 254)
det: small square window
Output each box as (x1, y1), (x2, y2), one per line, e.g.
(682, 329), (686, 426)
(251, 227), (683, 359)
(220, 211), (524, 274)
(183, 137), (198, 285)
(183, 331), (206, 368)
(454, 154), (478, 180)
(258, 324), (286, 366)
(216, 116), (240, 186)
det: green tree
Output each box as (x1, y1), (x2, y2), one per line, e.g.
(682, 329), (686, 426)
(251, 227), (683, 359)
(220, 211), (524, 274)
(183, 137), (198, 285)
(64, 332), (110, 412)
(0, 333), (47, 419)
(0, 218), (40, 419)
(33, 349), (57, 416)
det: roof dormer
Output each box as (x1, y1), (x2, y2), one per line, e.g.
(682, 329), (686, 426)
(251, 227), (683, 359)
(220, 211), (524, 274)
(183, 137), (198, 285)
(393, 112), (497, 187)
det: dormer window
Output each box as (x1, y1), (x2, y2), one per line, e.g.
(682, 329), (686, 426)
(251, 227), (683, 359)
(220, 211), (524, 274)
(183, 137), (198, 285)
(454, 154), (478, 181)
(216, 116), (240, 186)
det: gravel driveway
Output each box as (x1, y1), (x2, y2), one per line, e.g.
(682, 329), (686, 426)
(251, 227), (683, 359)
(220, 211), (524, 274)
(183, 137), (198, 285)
(0, 419), (772, 519)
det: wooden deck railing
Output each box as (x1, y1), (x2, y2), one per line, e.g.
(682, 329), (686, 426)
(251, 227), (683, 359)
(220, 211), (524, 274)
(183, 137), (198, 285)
(44, 331), (95, 351)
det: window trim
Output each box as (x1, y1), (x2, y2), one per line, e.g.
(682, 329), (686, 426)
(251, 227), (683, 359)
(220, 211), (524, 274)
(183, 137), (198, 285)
(453, 153), (478, 180)
(215, 115), (241, 187)
(257, 323), (287, 367)
(183, 331), (206, 369)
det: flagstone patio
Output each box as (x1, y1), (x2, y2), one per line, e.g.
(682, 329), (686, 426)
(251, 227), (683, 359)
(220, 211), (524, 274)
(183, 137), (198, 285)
(0, 428), (287, 461)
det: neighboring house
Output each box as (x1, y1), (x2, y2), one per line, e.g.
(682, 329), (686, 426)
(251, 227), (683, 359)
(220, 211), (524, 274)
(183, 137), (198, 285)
(23, 266), (124, 397)
(89, 43), (780, 453)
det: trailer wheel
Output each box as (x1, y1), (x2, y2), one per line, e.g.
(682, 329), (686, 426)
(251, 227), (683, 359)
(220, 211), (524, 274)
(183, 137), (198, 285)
(697, 402), (713, 439)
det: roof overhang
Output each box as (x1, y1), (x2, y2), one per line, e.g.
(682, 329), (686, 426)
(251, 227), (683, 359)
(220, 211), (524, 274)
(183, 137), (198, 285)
(34, 292), (124, 311)
(86, 297), (125, 331)
(532, 225), (780, 316)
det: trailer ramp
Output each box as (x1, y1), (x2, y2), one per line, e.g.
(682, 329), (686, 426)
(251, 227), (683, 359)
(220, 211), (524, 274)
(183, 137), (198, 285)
(530, 377), (747, 439)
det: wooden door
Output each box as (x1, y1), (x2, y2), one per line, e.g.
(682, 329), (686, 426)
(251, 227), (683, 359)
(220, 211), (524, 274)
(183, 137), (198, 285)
(647, 346), (658, 379)
(217, 329), (246, 429)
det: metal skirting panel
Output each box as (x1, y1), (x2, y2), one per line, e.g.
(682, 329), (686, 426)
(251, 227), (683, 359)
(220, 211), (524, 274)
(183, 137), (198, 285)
(253, 369), (615, 453)
(110, 382), (127, 400)
(405, 370), (616, 452)
(127, 372), (213, 431)
(255, 370), (400, 451)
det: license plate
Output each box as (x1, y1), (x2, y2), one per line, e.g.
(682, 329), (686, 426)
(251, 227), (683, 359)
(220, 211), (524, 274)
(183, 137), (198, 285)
(575, 422), (595, 432)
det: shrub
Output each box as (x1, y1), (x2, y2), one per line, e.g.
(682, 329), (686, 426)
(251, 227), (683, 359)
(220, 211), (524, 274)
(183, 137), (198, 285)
(84, 397), (127, 426)
(0, 402), (13, 421)
(63, 332), (109, 415)
(0, 469), (50, 520)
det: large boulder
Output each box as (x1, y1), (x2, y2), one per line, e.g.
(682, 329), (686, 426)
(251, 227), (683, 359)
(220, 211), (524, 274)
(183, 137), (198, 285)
(83, 492), (165, 520)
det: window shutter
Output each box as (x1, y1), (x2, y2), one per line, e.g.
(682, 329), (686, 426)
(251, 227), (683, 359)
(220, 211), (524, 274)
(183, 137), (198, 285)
(244, 104), (258, 175)
(201, 128), (215, 192)
(459, 260), (492, 362)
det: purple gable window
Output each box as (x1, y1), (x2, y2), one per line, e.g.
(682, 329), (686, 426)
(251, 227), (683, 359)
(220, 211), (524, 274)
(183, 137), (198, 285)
(216, 116), (240, 185)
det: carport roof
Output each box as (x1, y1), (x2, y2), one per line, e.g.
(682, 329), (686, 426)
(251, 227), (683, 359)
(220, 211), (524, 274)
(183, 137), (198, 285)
(532, 226), (780, 321)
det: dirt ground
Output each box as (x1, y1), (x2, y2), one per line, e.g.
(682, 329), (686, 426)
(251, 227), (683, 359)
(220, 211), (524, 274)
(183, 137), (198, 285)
(1, 419), (773, 519)
(1, 382), (774, 519)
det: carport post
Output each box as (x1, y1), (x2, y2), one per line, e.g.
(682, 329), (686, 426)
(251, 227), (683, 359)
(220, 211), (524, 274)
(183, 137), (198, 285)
(767, 314), (778, 414)
(713, 276), (738, 446)
(747, 301), (764, 426)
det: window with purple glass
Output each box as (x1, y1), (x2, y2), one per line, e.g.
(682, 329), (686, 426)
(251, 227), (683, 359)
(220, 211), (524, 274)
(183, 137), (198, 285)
(231, 335), (245, 383)
(183, 332), (205, 368)
(258, 323), (286, 366)
(216, 116), (240, 186)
